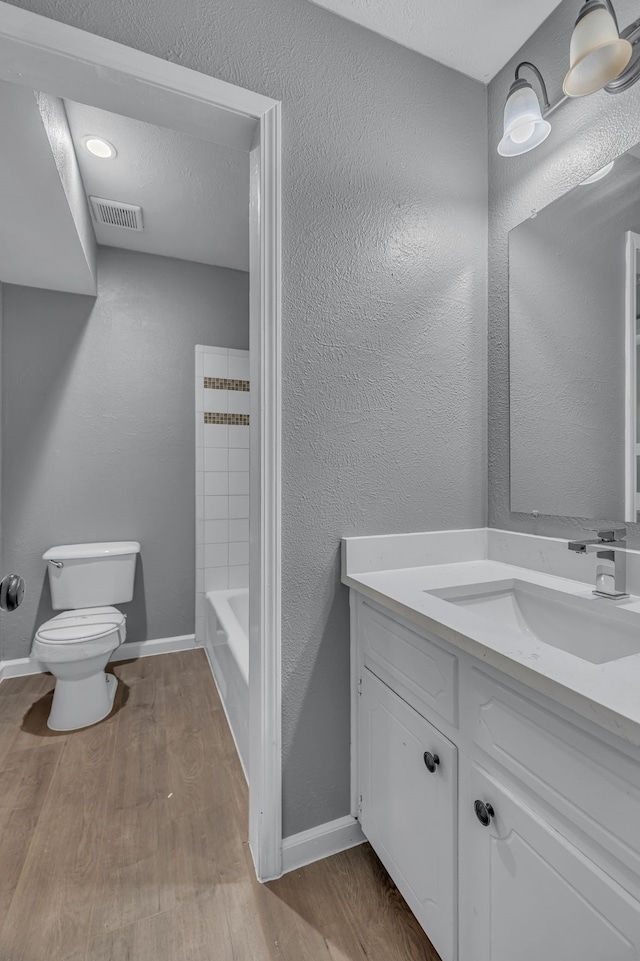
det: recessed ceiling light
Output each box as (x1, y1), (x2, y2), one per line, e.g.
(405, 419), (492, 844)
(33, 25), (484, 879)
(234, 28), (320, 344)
(81, 135), (117, 159)
(580, 161), (615, 185)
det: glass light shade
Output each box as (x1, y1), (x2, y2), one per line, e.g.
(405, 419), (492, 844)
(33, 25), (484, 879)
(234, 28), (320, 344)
(580, 160), (615, 184)
(563, 4), (632, 97)
(497, 82), (551, 157)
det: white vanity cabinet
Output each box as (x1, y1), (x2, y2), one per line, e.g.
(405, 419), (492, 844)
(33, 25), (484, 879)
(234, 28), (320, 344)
(351, 593), (640, 961)
(459, 764), (640, 961)
(359, 669), (457, 961)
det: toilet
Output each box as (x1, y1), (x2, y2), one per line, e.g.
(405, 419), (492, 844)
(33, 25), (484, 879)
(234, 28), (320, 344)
(32, 541), (141, 731)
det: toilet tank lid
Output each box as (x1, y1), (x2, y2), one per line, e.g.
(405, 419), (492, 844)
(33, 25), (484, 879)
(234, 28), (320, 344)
(43, 541), (141, 561)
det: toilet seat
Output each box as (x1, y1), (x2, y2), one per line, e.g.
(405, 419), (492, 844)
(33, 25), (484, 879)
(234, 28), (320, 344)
(33, 606), (126, 664)
(35, 606), (126, 645)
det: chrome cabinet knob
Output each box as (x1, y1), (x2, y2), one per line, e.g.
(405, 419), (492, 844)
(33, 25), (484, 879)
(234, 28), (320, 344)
(0, 574), (25, 612)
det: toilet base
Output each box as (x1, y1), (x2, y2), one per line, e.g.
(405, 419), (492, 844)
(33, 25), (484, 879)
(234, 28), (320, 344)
(48, 670), (118, 731)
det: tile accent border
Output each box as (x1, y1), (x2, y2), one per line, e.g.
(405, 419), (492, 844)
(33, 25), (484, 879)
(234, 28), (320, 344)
(196, 344), (251, 646)
(204, 412), (250, 425)
(205, 377), (250, 392)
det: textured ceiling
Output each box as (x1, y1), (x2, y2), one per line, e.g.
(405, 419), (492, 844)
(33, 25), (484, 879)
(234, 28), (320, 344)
(307, 0), (565, 82)
(64, 100), (249, 272)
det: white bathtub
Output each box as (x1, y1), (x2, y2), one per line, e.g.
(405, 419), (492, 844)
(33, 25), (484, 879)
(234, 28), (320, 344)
(204, 588), (249, 779)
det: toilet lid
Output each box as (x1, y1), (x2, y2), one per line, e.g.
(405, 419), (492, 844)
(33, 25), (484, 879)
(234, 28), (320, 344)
(35, 606), (126, 645)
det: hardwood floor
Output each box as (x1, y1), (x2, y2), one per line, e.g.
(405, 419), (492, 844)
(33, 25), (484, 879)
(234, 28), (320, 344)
(0, 649), (441, 961)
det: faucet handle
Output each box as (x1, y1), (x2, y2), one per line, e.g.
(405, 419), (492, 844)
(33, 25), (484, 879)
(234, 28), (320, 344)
(584, 527), (626, 543)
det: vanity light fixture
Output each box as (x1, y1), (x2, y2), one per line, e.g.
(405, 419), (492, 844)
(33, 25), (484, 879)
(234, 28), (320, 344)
(564, 0), (634, 97)
(497, 62), (552, 157)
(81, 135), (117, 159)
(579, 159), (615, 183)
(498, 1), (640, 157)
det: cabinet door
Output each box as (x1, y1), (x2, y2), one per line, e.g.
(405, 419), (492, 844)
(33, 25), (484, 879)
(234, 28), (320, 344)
(459, 765), (640, 961)
(359, 668), (457, 961)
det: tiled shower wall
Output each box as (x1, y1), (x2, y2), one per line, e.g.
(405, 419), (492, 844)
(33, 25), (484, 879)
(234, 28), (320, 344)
(195, 345), (250, 643)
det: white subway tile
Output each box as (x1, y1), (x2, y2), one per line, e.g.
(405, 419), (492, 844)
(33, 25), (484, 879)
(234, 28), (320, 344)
(229, 495), (249, 519)
(229, 449), (250, 472)
(195, 495), (204, 520)
(229, 426), (250, 449)
(196, 544), (204, 569)
(195, 386), (204, 412)
(229, 519), (249, 542)
(229, 541), (250, 566)
(196, 569), (204, 593)
(205, 542), (228, 568)
(195, 419), (203, 449)
(205, 566), (229, 591)
(229, 471), (249, 496)
(195, 448), (204, 472)
(196, 473), (204, 496)
(228, 355), (250, 379)
(204, 424), (228, 448)
(205, 389), (228, 414)
(205, 519), (229, 543)
(228, 391), (250, 416)
(205, 472), (229, 496)
(229, 565), (249, 588)
(205, 496), (228, 519)
(204, 352), (228, 377)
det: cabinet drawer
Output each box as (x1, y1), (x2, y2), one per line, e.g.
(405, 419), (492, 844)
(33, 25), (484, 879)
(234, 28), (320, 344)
(470, 667), (640, 879)
(360, 601), (457, 726)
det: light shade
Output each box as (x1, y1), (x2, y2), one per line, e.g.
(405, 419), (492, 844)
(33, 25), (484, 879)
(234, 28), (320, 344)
(497, 80), (551, 157)
(563, 1), (632, 97)
(580, 160), (615, 184)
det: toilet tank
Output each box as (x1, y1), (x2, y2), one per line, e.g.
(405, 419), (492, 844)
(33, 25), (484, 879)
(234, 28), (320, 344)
(43, 542), (141, 610)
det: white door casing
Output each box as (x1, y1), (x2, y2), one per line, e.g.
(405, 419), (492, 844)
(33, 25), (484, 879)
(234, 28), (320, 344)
(0, 2), (282, 881)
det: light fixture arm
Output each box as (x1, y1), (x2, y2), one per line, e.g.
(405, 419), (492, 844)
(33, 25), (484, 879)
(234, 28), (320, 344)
(601, 0), (620, 34)
(515, 61), (551, 111)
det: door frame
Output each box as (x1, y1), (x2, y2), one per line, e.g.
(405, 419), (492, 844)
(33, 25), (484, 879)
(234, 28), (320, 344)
(0, 2), (283, 881)
(625, 230), (640, 524)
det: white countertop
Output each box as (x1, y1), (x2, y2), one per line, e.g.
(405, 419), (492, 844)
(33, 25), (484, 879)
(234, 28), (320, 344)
(342, 530), (640, 750)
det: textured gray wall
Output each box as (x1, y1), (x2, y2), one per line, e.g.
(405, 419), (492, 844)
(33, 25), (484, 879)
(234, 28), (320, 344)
(2, 247), (248, 659)
(5, 0), (488, 836)
(489, 0), (640, 538)
(509, 156), (640, 518)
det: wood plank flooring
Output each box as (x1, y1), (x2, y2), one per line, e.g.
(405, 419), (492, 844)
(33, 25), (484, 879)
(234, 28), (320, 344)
(0, 649), (441, 961)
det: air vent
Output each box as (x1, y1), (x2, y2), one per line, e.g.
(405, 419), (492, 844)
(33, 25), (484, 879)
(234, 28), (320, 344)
(90, 196), (144, 230)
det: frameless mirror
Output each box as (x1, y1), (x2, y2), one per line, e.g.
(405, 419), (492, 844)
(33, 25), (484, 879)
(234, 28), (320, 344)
(509, 144), (640, 522)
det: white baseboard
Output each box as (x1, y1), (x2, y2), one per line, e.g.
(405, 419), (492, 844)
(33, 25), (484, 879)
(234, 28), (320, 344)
(281, 815), (365, 875)
(112, 634), (196, 661)
(0, 656), (43, 681)
(0, 633), (197, 682)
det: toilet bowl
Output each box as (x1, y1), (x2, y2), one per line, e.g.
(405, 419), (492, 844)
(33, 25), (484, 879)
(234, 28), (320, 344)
(33, 607), (127, 730)
(32, 541), (140, 731)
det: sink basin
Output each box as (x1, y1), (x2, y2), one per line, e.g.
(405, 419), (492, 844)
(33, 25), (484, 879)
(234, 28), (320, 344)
(427, 579), (640, 664)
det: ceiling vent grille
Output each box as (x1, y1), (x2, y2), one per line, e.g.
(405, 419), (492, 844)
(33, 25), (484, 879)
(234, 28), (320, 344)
(90, 196), (144, 230)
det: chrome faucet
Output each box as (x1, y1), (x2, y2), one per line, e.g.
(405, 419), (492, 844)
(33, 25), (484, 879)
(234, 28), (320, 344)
(568, 528), (629, 599)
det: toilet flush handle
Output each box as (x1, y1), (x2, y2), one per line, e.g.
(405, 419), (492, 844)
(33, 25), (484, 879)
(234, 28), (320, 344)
(48, 559), (63, 569)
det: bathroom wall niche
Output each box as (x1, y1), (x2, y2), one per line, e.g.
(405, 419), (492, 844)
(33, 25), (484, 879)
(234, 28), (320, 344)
(509, 143), (640, 522)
